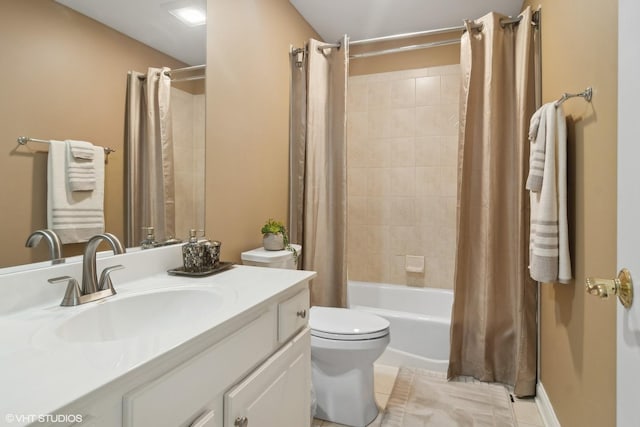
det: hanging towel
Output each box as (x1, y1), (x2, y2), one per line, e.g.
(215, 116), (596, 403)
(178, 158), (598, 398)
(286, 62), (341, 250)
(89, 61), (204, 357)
(66, 140), (96, 191)
(67, 140), (95, 160)
(527, 103), (572, 284)
(48, 140), (105, 243)
(525, 107), (546, 191)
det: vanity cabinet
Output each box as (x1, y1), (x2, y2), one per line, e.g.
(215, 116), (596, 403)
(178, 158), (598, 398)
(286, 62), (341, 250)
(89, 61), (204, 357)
(119, 287), (311, 427)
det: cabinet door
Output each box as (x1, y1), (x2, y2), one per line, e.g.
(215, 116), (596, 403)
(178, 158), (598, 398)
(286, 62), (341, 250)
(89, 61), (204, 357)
(123, 311), (275, 427)
(224, 329), (310, 427)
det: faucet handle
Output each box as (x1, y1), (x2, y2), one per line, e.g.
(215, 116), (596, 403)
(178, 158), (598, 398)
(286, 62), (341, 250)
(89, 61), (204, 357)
(98, 265), (125, 292)
(48, 276), (81, 306)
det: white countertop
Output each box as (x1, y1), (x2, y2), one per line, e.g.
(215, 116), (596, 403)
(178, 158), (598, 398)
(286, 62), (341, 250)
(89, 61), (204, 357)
(0, 246), (315, 425)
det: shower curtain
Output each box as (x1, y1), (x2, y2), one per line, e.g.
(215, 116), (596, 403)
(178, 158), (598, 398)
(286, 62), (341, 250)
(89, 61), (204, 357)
(448, 7), (538, 397)
(289, 37), (349, 307)
(125, 67), (176, 246)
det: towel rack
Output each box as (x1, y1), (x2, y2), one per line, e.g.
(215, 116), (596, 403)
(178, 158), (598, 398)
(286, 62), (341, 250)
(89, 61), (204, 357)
(17, 136), (115, 157)
(555, 87), (593, 107)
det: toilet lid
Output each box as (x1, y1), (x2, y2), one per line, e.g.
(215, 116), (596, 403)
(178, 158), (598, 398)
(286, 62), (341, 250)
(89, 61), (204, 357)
(309, 307), (390, 341)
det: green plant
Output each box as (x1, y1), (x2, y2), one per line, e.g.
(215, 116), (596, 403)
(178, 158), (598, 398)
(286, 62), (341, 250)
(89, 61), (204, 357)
(261, 218), (298, 262)
(261, 218), (287, 238)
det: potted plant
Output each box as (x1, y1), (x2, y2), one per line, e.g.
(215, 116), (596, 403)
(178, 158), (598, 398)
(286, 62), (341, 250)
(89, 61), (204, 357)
(260, 219), (298, 262)
(261, 218), (287, 250)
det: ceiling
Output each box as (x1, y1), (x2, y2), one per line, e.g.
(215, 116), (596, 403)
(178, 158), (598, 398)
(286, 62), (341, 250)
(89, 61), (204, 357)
(55, 0), (206, 66)
(290, 0), (524, 42)
(54, 0), (524, 66)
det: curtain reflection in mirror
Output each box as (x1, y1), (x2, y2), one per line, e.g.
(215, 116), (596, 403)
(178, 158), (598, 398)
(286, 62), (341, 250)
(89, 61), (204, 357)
(125, 67), (205, 247)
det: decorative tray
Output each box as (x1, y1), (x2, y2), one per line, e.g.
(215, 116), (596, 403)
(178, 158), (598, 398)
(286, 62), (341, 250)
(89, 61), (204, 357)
(167, 261), (234, 277)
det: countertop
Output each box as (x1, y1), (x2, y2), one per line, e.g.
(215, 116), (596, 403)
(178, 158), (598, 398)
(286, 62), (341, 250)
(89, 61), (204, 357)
(0, 246), (315, 425)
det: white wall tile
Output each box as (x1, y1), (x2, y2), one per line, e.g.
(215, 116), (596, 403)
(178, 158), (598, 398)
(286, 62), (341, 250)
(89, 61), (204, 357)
(390, 168), (415, 196)
(348, 80), (368, 112)
(416, 76), (441, 106)
(415, 136), (441, 166)
(390, 137), (415, 167)
(390, 78), (416, 108)
(348, 64), (459, 288)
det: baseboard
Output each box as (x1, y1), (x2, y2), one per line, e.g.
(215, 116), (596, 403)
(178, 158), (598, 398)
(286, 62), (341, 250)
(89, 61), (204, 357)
(536, 382), (561, 427)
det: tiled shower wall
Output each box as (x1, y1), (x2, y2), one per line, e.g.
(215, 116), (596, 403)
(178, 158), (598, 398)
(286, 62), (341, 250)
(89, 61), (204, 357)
(172, 87), (205, 240)
(347, 65), (460, 289)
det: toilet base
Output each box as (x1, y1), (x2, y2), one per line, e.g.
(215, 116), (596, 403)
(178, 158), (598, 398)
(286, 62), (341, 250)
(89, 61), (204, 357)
(312, 361), (379, 427)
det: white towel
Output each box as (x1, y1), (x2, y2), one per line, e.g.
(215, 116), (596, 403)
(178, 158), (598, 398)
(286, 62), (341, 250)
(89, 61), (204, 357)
(67, 140), (95, 160)
(48, 140), (105, 243)
(528, 103), (572, 284)
(66, 140), (96, 191)
(526, 107), (546, 191)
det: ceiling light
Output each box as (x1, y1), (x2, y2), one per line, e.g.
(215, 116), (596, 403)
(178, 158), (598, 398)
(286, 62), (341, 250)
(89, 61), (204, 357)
(169, 7), (206, 27)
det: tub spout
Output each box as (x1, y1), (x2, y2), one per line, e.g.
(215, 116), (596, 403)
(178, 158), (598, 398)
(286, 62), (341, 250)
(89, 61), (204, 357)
(25, 229), (64, 264)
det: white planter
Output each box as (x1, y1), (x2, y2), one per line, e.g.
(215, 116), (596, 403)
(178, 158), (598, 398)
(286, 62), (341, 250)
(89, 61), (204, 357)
(263, 233), (285, 251)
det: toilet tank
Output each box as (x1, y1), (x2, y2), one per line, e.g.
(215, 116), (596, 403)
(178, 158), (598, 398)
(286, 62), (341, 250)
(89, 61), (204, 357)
(240, 244), (301, 269)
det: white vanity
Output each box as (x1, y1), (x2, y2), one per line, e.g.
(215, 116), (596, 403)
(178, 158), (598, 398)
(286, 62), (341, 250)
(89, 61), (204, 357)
(0, 245), (316, 427)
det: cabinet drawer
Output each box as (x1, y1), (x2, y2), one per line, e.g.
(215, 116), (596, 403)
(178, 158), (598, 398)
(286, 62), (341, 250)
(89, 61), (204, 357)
(123, 310), (276, 427)
(277, 288), (309, 343)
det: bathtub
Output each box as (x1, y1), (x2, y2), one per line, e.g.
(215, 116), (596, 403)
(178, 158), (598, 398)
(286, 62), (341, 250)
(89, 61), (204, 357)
(347, 280), (453, 372)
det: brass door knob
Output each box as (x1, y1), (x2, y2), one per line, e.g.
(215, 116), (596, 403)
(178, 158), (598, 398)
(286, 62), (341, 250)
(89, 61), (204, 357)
(585, 268), (634, 308)
(234, 416), (248, 427)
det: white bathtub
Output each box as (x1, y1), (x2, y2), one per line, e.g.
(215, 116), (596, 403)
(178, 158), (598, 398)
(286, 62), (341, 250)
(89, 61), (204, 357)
(347, 280), (453, 372)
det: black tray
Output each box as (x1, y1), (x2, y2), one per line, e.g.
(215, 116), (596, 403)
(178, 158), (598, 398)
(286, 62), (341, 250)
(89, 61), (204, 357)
(167, 261), (234, 277)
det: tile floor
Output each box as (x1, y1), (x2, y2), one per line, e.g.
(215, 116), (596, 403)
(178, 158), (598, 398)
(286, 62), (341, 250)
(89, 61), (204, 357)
(312, 364), (546, 427)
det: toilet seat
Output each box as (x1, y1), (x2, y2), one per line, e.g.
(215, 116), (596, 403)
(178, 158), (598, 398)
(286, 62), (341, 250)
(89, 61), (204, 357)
(310, 306), (390, 341)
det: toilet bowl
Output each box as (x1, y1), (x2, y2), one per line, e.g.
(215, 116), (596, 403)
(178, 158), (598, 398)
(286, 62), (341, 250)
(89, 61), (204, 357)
(240, 246), (390, 427)
(310, 307), (390, 427)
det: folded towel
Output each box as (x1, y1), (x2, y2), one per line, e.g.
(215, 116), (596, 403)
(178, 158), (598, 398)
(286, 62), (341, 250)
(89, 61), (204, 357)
(67, 140), (95, 160)
(528, 103), (571, 284)
(48, 140), (105, 243)
(66, 140), (96, 191)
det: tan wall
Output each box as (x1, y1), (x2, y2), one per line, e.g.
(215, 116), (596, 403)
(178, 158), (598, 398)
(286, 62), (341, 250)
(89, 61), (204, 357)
(0, 1), (186, 267)
(521, 2), (618, 426)
(205, 0), (319, 262)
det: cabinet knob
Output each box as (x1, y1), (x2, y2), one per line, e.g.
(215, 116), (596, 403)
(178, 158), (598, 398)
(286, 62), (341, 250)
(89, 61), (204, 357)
(234, 416), (248, 427)
(296, 309), (307, 319)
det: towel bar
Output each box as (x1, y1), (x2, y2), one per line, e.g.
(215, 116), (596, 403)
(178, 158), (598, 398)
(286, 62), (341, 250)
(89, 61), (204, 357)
(16, 136), (115, 157)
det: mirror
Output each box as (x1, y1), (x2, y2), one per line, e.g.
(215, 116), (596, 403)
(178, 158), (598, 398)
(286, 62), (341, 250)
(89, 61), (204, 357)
(0, 0), (205, 271)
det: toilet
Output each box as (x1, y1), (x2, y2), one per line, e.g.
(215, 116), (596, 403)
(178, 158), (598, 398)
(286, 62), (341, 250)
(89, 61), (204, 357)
(240, 245), (391, 427)
(240, 244), (301, 269)
(309, 307), (390, 426)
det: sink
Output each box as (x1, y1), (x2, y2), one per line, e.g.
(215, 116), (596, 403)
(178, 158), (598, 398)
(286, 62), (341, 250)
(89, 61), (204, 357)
(55, 288), (223, 343)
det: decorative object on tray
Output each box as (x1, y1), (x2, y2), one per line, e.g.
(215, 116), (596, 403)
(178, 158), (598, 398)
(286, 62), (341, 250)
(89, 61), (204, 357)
(203, 239), (222, 269)
(181, 229), (224, 273)
(167, 261), (234, 277)
(261, 218), (298, 262)
(182, 229), (205, 272)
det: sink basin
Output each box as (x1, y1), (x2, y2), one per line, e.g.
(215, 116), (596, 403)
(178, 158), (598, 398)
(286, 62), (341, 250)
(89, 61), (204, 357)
(55, 288), (223, 343)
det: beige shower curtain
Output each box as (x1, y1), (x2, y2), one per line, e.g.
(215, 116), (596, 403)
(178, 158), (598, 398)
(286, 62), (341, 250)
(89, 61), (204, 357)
(125, 67), (175, 246)
(448, 8), (538, 397)
(289, 37), (349, 307)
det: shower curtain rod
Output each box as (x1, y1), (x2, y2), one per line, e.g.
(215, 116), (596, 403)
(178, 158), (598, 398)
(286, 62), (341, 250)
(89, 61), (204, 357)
(164, 64), (205, 77)
(349, 12), (539, 59)
(136, 64), (206, 81)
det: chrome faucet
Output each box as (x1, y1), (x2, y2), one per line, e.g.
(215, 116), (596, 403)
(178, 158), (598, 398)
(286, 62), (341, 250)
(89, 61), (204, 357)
(81, 233), (125, 295)
(48, 233), (126, 306)
(25, 229), (64, 264)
